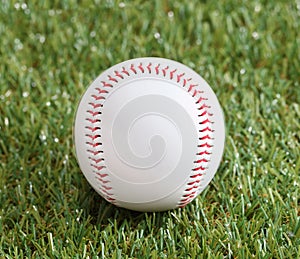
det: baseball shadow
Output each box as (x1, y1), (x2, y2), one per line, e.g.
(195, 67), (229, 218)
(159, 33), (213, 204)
(78, 182), (169, 230)
(78, 184), (168, 227)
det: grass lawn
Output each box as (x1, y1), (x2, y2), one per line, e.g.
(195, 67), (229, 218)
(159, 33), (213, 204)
(0, 0), (299, 258)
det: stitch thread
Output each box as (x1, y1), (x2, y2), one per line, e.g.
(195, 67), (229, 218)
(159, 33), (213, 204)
(197, 150), (211, 156)
(89, 102), (103, 109)
(155, 64), (160, 74)
(114, 70), (124, 79)
(176, 73), (184, 83)
(108, 75), (118, 83)
(138, 63), (144, 73)
(162, 66), (169, 76)
(146, 63), (152, 73)
(170, 69), (177, 79)
(95, 88), (109, 94)
(101, 81), (113, 87)
(130, 64), (137, 74)
(121, 66), (130, 76)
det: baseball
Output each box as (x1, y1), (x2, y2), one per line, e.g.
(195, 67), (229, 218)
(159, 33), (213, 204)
(74, 57), (225, 212)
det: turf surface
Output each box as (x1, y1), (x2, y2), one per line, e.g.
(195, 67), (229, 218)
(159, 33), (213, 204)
(0, 0), (299, 258)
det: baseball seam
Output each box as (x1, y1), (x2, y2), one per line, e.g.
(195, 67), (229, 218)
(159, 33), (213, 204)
(84, 61), (214, 207)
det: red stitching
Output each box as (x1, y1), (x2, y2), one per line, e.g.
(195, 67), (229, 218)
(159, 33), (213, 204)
(199, 135), (213, 140)
(180, 197), (195, 204)
(188, 84), (198, 92)
(198, 142), (213, 148)
(147, 63), (152, 73)
(192, 166), (206, 171)
(162, 66), (169, 77)
(170, 69), (177, 79)
(92, 95), (105, 101)
(138, 63), (144, 73)
(197, 150), (211, 155)
(192, 90), (204, 98)
(85, 126), (101, 132)
(96, 173), (108, 178)
(184, 185), (199, 191)
(199, 127), (214, 132)
(155, 64), (160, 74)
(192, 90), (197, 97)
(87, 73), (117, 203)
(186, 191), (197, 202)
(102, 185), (112, 190)
(178, 172), (202, 208)
(108, 75), (118, 82)
(86, 134), (101, 140)
(101, 81), (113, 87)
(179, 202), (191, 206)
(87, 110), (101, 116)
(199, 118), (213, 125)
(192, 165), (206, 171)
(182, 192), (196, 198)
(176, 73), (184, 83)
(91, 164), (106, 171)
(95, 88), (109, 94)
(114, 70), (124, 79)
(86, 115), (111, 198)
(89, 157), (104, 163)
(101, 188), (113, 196)
(96, 177), (110, 184)
(187, 179), (201, 185)
(198, 103), (210, 110)
(121, 66), (130, 76)
(179, 191), (196, 205)
(86, 142), (101, 148)
(86, 118), (101, 124)
(195, 96), (208, 104)
(190, 173), (202, 178)
(183, 78), (192, 87)
(194, 158), (209, 163)
(179, 199), (195, 207)
(87, 149), (103, 155)
(179, 198), (189, 203)
(89, 103), (103, 109)
(130, 64), (137, 74)
(198, 110), (213, 117)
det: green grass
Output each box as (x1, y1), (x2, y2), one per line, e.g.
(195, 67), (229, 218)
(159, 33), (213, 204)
(0, 0), (299, 258)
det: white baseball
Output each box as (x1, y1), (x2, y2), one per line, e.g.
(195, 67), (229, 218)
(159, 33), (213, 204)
(74, 57), (225, 212)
